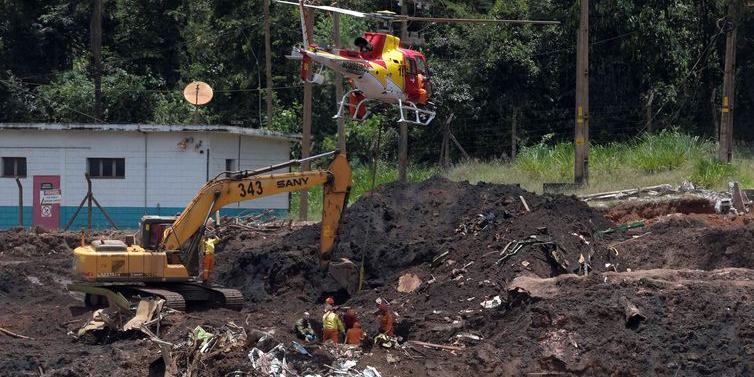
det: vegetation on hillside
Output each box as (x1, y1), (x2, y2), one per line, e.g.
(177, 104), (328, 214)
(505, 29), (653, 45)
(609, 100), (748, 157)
(292, 131), (751, 219)
(2, 0), (754, 166)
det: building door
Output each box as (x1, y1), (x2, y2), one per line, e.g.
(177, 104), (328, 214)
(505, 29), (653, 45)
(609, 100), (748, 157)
(33, 175), (61, 230)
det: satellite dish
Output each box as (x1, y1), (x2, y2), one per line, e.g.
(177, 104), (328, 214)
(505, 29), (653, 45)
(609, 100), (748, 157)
(183, 81), (214, 106)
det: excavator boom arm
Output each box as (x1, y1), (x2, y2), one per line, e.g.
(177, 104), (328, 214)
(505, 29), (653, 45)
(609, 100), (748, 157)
(161, 153), (351, 261)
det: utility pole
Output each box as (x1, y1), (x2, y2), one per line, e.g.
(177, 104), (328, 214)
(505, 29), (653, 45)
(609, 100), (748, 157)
(264, 0), (274, 126)
(299, 7), (314, 221)
(398, 0), (409, 183)
(333, 13), (346, 152)
(574, 0), (589, 186)
(91, 0), (103, 122)
(718, 1), (740, 163)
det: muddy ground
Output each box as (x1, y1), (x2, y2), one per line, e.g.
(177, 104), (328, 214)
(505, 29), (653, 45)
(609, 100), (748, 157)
(1, 178), (754, 376)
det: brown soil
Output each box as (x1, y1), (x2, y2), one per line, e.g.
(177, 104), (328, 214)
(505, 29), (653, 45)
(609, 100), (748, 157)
(2, 178), (754, 376)
(603, 195), (716, 224)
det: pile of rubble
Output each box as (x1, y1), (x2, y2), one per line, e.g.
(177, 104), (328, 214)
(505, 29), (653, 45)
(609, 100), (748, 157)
(585, 181), (752, 223)
(5, 177), (754, 376)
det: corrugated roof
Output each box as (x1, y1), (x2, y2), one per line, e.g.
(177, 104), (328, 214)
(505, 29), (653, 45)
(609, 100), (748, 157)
(0, 123), (301, 142)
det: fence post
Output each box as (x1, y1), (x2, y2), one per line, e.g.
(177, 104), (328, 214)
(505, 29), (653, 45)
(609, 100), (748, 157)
(15, 178), (23, 227)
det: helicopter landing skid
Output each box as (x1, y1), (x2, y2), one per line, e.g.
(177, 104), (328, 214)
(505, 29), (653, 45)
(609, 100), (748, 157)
(397, 99), (436, 126)
(334, 89), (373, 122)
(333, 90), (435, 126)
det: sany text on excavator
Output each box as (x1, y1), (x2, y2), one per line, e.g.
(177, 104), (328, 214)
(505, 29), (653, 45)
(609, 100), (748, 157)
(277, 0), (559, 126)
(69, 151), (353, 311)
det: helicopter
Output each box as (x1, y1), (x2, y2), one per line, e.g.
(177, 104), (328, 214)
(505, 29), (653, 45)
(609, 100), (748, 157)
(277, 0), (559, 126)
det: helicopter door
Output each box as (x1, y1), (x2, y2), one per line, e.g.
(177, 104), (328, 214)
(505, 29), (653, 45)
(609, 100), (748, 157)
(404, 57), (420, 100)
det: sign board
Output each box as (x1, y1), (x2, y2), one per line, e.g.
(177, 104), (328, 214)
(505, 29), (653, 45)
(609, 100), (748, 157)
(41, 188), (62, 205)
(33, 176), (61, 230)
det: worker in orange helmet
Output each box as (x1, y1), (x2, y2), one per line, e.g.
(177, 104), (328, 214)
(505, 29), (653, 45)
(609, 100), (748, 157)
(345, 321), (365, 346)
(374, 298), (398, 347)
(377, 299), (395, 337)
(322, 297), (344, 343)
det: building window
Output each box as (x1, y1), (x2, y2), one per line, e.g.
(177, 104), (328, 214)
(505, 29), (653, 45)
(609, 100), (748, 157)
(88, 158), (125, 179)
(2, 157), (26, 178)
(225, 159), (237, 177)
(226, 159), (237, 172)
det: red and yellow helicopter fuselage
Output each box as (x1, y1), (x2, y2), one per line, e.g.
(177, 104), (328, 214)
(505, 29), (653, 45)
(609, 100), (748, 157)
(298, 32), (431, 120)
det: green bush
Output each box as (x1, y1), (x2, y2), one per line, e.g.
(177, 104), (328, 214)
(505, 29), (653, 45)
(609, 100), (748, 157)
(516, 134), (573, 180)
(628, 130), (709, 173)
(690, 158), (738, 188)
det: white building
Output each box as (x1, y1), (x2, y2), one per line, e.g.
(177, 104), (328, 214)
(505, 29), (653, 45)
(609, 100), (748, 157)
(0, 124), (300, 229)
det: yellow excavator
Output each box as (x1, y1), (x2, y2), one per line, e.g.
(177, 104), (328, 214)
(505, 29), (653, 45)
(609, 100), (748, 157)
(69, 151), (352, 311)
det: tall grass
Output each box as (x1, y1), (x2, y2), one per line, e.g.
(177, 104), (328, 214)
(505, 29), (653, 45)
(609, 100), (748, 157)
(447, 130), (754, 194)
(291, 131), (754, 220)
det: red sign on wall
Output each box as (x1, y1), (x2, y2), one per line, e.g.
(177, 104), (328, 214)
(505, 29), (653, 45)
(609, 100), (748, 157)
(33, 176), (61, 230)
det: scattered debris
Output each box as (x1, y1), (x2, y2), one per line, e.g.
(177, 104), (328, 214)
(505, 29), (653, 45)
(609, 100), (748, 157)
(597, 221), (645, 236)
(77, 298), (165, 337)
(123, 298), (164, 331)
(409, 340), (465, 352)
(480, 295), (502, 309)
(519, 196), (531, 212)
(579, 184), (675, 201)
(622, 298), (646, 329)
(0, 326), (32, 340)
(397, 273), (422, 293)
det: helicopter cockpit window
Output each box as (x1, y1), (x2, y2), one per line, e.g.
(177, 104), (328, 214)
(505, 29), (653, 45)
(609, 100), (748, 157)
(354, 37), (373, 53)
(407, 58), (418, 76)
(416, 58), (427, 75)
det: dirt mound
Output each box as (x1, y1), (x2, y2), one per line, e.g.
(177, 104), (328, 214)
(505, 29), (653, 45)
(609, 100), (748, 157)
(0, 227), (80, 257)
(611, 217), (754, 271)
(215, 178), (613, 306)
(489, 269), (754, 376)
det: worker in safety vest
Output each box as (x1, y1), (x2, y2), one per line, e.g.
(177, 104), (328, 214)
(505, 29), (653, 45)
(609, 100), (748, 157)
(322, 297), (345, 343)
(201, 234), (221, 282)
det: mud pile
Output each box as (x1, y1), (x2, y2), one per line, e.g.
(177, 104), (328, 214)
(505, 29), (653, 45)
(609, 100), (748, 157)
(603, 195), (716, 223)
(213, 178), (754, 376)
(215, 178), (613, 305)
(0, 226), (80, 257)
(6, 178), (754, 376)
(611, 216), (754, 271)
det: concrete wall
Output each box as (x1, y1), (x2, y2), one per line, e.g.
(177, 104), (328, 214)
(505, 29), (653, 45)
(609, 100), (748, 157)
(0, 129), (292, 229)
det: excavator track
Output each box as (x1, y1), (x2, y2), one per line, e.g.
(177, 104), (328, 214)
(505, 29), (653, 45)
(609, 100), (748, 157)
(134, 287), (187, 312)
(210, 287), (244, 310)
(145, 283), (244, 311)
(70, 282), (242, 311)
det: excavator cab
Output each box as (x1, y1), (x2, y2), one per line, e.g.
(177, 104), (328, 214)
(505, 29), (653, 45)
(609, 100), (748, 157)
(138, 216), (177, 250)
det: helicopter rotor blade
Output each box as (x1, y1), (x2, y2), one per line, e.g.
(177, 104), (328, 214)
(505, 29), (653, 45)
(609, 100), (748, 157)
(275, 0), (369, 18)
(393, 16), (560, 25)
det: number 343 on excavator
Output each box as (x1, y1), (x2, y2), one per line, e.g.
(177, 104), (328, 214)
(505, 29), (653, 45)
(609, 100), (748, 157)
(68, 151), (359, 311)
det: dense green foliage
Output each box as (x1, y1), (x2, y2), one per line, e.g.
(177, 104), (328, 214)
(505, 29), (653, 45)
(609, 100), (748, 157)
(2, 0), (754, 166)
